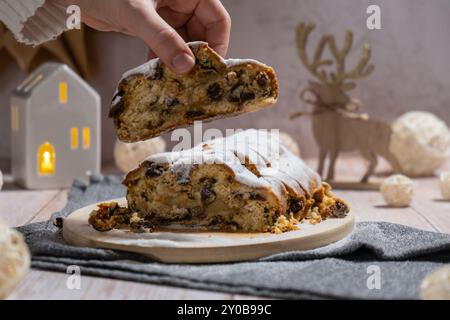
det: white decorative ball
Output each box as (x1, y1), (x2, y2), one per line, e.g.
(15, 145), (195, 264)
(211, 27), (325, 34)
(0, 170), (3, 191)
(421, 264), (450, 300)
(114, 137), (166, 173)
(0, 219), (30, 299)
(380, 174), (414, 207)
(278, 132), (301, 157)
(389, 111), (450, 176)
(440, 172), (450, 200)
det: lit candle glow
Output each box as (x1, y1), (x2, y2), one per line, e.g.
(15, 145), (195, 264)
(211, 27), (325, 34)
(38, 142), (55, 175)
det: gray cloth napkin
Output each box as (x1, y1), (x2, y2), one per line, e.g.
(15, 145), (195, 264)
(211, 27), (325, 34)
(18, 175), (450, 300)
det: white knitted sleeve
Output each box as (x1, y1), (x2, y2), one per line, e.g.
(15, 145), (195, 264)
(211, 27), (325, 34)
(0, 0), (68, 46)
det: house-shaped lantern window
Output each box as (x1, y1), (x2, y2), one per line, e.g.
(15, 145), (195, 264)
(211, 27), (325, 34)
(11, 63), (101, 189)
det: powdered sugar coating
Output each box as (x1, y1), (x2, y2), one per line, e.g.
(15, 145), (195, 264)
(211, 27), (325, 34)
(111, 57), (161, 109)
(120, 58), (160, 83)
(144, 129), (321, 196)
(224, 58), (267, 68)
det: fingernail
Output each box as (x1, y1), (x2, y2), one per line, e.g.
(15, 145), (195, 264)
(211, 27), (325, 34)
(172, 52), (195, 74)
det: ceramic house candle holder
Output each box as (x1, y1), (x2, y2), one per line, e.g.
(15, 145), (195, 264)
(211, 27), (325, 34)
(10, 63), (101, 189)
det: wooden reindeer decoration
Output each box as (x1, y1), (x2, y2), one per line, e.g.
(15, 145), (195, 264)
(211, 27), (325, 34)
(291, 22), (400, 188)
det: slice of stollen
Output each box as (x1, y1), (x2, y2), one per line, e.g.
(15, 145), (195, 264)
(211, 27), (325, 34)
(89, 130), (349, 233)
(109, 42), (278, 142)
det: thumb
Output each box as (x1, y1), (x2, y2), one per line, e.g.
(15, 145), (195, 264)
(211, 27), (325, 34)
(133, 8), (195, 74)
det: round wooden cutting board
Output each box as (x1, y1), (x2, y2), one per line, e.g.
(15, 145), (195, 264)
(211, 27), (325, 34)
(63, 198), (355, 264)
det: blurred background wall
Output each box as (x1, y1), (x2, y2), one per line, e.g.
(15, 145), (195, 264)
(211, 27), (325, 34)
(1, 0), (449, 171)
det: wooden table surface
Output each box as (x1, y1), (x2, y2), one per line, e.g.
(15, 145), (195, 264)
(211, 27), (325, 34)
(1, 156), (449, 300)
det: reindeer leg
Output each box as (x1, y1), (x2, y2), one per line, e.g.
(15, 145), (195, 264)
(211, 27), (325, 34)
(317, 149), (327, 178)
(326, 150), (339, 181)
(361, 151), (378, 183)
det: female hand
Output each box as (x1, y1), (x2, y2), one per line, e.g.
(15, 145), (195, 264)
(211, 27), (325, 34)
(54, 0), (231, 74)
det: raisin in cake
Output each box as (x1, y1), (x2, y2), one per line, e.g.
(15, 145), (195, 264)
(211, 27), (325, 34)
(89, 130), (349, 233)
(109, 42), (278, 142)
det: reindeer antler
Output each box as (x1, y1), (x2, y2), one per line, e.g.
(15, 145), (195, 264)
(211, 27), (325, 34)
(296, 22), (375, 86)
(296, 22), (333, 84)
(327, 32), (375, 85)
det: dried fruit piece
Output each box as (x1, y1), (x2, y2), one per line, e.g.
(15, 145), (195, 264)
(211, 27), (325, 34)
(207, 83), (223, 101)
(249, 192), (266, 201)
(164, 97), (179, 107)
(289, 200), (304, 213)
(129, 214), (154, 233)
(225, 71), (239, 86)
(256, 71), (269, 87)
(88, 202), (132, 231)
(331, 201), (349, 218)
(201, 179), (217, 204)
(186, 111), (205, 118)
(240, 90), (256, 102)
(145, 162), (165, 178)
